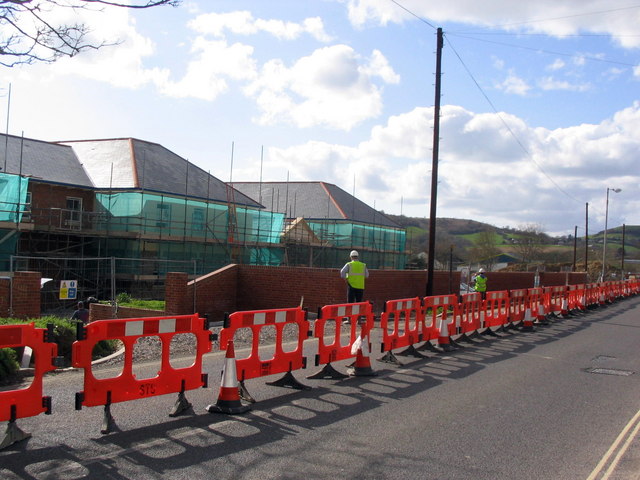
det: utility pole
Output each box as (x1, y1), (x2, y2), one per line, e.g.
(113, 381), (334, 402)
(426, 27), (443, 297)
(584, 202), (589, 272)
(572, 225), (577, 272)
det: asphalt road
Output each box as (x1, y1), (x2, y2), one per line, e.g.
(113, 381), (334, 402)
(2, 296), (640, 479)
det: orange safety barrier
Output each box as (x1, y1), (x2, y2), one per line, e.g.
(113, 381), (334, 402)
(584, 283), (601, 308)
(0, 323), (59, 450)
(422, 294), (459, 352)
(456, 292), (483, 343)
(378, 297), (425, 365)
(509, 289), (528, 327)
(72, 314), (212, 434)
(219, 306), (311, 397)
(567, 284), (585, 313)
(544, 286), (567, 318)
(308, 302), (373, 379)
(528, 287), (549, 325)
(483, 290), (510, 335)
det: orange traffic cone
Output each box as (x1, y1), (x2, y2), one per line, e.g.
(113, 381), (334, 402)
(348, 333), (377, 377)
(207, 341), (251, 414)
(521, 308), (535, 332)
(437, 316), (456, 352)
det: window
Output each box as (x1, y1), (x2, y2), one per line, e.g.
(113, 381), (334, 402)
(66, 197), (82, 227)
(192, 208), (205, 232)
(23, 191), (31, 221)
(156, 203), (171, 227)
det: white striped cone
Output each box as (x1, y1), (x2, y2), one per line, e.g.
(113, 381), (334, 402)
(521, 308), (534, 332)
(437, 317), (455, 351)
(580, 294), (587, 311)
(599, 292), (606, 306)
(207, 341), (250, 414)
(560, 298), (569, 317)
(348, 334), (376, 377)
(537, 304), (546, 321)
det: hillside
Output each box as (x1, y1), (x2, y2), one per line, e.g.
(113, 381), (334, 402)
(386, 214), (640, 272)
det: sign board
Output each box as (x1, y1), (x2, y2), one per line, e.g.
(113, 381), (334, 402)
(60, 280), (78, 300)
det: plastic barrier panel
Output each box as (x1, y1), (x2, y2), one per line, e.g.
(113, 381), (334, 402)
(1, 323), (58, 449)
(457, 292), (483, 339)
(72, 314), (211, 432)
(528, 287), (548, 323)
(567, 284), (585, 312)
(509, 289), (528, 325)
(544, 286), (567, 317)
(422, 294), (458, 343)
(379, 298), (424, 363)
(584, 283), (600, 308)
(483, 291), (510, 329)
(0, 323), (57, 422)
(219, 307), (310, 389)
(309, 302), (373, 378)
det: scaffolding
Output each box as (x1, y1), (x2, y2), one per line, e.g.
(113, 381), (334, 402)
(0, 172), (408, 276)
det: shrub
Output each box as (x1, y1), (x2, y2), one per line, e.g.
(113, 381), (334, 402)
(0, 316), (119, 382)
(0, 348), (19, 383)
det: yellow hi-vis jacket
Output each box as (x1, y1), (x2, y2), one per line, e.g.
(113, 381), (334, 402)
(343, 261), (367, 289)
(473, 274), (487, 292)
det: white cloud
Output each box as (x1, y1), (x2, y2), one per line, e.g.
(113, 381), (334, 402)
(244, 45), (397, 130)
(189, 11), (332, 42)
(157, 38), (257, 100)
(49, 7), (168, 89)
(538, 77), (591, 92)
(547, 59), (566, 71)
(256, 102), (640, 234)
(496, 72), (531, 96)
(346, 0), (640, 47)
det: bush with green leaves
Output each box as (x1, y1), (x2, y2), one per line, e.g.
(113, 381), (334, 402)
(0, 316), (119, 383)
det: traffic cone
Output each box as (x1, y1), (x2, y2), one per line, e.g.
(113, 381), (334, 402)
(521, 308), (535, 332)
(437, 317), (455, 352)
(537, 304), (549, 325)
(560, 298), (569, 317)
(348, 334), (377, 377)
(207, 341), (251, 414)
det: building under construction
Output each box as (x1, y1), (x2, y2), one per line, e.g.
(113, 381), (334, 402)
(0, 133), (406, 305)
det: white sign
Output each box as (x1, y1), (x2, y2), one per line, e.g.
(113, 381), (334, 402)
(60, 280), (77, 300)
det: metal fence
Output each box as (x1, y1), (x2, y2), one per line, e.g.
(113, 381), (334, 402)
(11, 256), (196, 314)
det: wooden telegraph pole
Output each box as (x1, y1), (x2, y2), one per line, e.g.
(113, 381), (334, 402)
(426, 27), (443, 296)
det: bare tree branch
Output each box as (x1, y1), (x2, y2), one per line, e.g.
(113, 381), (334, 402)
(0, 0), (179, 66)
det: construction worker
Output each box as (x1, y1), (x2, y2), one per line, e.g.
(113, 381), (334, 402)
(340, 250), (369, 303)
(472, 268), (488, 299)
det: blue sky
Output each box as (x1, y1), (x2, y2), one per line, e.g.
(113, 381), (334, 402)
(1, 0), (639, 235)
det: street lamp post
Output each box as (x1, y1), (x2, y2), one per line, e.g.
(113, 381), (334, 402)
(601, 187), (621, 282)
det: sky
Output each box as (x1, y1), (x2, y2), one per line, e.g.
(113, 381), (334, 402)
(0, 0), (639, 236)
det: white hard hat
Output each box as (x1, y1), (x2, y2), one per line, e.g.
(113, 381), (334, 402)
(478, 268), (485, 273)
(350, 250), (359, 257)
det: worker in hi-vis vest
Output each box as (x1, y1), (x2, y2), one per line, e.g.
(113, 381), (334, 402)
(472, 268), (488, 299)
(340, 250), (369, 303)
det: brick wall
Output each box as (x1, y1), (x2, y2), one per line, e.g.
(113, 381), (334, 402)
(90, 303), (163, 321)
(0, 277), (9, 317)
(177, 265), (462, 321)
(29, 182), (94, 228)
(12, 271), (41, 319)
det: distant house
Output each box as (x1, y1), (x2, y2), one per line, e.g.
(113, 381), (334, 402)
(232, 181), (406, 269)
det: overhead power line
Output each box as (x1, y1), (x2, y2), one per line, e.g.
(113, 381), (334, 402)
(443, 33), (581, 203)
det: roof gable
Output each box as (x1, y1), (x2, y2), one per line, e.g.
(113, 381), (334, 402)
(232, 181), (400, 228)
(60, 138), (261, 207)
(0, 134), (92, 187)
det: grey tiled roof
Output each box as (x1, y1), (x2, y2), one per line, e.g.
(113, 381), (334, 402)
(59, 138), (261, 207)
(0, 134), (92, 187)
(232, 181), (401, 228)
